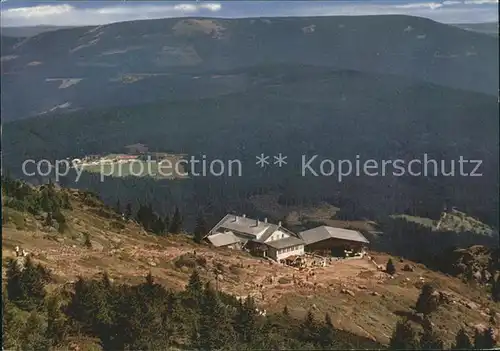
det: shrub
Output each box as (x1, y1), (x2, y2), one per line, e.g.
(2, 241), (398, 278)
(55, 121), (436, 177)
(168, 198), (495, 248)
(174, 253), (198, 269)
(415, 283), (439, 315)
(386, 258), (396, 275)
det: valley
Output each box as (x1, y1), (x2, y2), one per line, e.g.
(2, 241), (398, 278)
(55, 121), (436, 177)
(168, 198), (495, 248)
(2, 184), (499, 348)
(1, 6), (499, 350)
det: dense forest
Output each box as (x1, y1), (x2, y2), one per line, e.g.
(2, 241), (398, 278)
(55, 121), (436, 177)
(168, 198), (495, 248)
(3, 256), (498, 350)
(3, 64), (498, 230)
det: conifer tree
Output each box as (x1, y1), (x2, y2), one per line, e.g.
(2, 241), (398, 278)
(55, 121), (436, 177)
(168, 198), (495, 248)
(319, 312), (336, 348)
(44, 212), (53, 227)
(474, 327), (496, 349)
(452, 328), (473, 350)
(389, 320), (419, 350)
(493, 275), (500, 302)
(233, 296), (259, 344)
(125, 203), (133, 220)
(7, 256), (51, 310)
(193, 213), (207, 244)
(21, 311), (50, 350)
(2, 289), (22, 350)
(186, 270), (204, 306)
(46, 294), (68, 346)
(6, 258), (23, 306)
(169, 207), (183, 234)
(415, 283), (439, 315)
(84, 232), (92, 248)
(151, 216), (166, 235)
(283, 305), (290, 317)
(386, 258), (396, 275)
(299, 310), (320, 345)
(164, 215), (170, 233)
(420, 323), (444, 350)
(65, 276), (113, 339)
(197, 283), (236, 350)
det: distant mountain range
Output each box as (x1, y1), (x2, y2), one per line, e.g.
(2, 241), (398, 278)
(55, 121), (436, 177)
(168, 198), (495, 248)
(451, 22), (498, 36)
(1, 25), (77, 38)
(1, 15), (498, 120)
(2, 15), (498, 230)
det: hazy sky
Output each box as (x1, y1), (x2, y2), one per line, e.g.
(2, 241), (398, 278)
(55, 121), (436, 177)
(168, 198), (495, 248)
(1, 0), (498, 27)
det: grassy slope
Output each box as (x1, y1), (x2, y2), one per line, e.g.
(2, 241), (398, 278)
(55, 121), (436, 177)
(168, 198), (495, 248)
(2, 188), (498, 347)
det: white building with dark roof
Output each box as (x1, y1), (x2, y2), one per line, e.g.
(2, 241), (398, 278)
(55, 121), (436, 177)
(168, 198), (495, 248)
(204, 214), (304, 261)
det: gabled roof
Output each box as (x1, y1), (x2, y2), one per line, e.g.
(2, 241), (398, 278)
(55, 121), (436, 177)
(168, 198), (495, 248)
(209, 214), (278, 240)
(299, 226), (369, 245)
(206, 231), (244, 247)
(265, 236), (305, 250)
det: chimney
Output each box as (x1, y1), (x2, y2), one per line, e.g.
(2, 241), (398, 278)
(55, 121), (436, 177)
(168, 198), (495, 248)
(233, 215), (238, 222)
(242, 214), (246, 218)
(264, 218), (268, 223)
(278, 221), (282, 227)
(255, 219), (259, 226)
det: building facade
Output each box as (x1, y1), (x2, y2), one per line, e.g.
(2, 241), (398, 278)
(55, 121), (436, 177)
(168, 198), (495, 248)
(205, 216), (370, 261)
(204, 214), (305, 261)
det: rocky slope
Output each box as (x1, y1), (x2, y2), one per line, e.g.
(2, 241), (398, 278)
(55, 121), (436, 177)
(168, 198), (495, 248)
(2, 185), (499, 347)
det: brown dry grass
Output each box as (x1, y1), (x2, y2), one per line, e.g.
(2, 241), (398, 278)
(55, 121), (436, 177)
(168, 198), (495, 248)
(2, 192), (498, 347)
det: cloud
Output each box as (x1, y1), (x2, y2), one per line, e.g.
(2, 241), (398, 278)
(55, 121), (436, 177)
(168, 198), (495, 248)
(1, 2), (222, 26)
(0, 1), (497, 27)
(395, 2), (444, 10)
(464, 0), (498, 4)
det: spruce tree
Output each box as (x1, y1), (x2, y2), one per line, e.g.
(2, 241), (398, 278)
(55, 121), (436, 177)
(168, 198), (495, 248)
(84, 233), (92, 248)
(169, 207), (183, 234)
(493, 275), (500, 302)
(46, 294), (68, 346)
(2, 289), (22, 350)
(415, 283), (439, 315)
(164, 215), (170, 233)
(186, 270), (204, 305)
(233, 296), (259, 344)
(115, 199), (121, 214)
(151, 216), (165, 235)
(389, 320), (419, 350)
(65, 276), (113, 339)
(21, 311), (50, 350)
(283, 305), (290, 317)
(319, 312), (336, 349)
(125, 203), (133, 220)
(474, 327), (496, 349)
(420, 323), (444, 350)
(44, 212), (53, 227)
(299, 310), (320, 345)
(197, 283), (236, 350)
(6, 258), (23, 306)
(193, 213), (207, 244)
(452, 328), (472, 350)
(386, 258), (396, 275)
(7, 256), (51, 310)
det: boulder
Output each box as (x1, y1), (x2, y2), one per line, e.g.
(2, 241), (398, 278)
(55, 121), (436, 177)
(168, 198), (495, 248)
(466, 301), (480, 310)
(403, 264), (415, 272)
(341, 288), (355, 297)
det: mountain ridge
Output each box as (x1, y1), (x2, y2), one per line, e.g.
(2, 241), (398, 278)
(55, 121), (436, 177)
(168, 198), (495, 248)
(1, 15), (497, 120)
